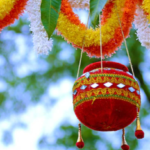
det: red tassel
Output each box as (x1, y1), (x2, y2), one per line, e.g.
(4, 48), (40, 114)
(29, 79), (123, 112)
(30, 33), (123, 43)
(76, 124), (84, 149)
(76, 141), (84, 149)
(121, 129), (130, 150)
(135, 112), (144, 139)
(135, 130), (144, 139)
(121, 144), (130, 150)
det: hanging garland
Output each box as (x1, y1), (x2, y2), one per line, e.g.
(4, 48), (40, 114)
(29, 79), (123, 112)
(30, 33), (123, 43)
(26, 0), (53, 54)
(57, 0), (137, 57)
(141, 0), (150, 22)
(0, 0), (28, 32)
(2, 0), (149, 55)
(134, 6), (150, 49)
(0, 0), (16, 20)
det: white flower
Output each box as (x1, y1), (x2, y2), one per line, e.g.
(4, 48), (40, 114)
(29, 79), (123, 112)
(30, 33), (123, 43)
(26, 0), (53, 54)
(134, 6), (150, 50)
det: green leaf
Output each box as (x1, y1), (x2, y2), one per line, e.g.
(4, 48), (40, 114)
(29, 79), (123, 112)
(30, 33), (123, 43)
(41, 0), (62, 39)
(90, 0), (108, 28)
(0, 93), (5, 105)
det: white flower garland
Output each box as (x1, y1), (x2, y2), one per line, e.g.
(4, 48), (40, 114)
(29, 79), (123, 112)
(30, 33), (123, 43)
(68, 0), (89, 9)
(134, 6), (150, 50)
(26, 0), (53, 54)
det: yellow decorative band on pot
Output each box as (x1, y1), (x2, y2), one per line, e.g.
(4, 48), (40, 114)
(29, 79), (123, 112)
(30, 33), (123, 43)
(73, 88), (141, 109)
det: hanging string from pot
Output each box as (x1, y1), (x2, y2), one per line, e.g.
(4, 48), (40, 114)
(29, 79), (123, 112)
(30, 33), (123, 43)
(76, 11), (90, 149)
(99, 13), (103, 72)
(115, 4), (135, 77)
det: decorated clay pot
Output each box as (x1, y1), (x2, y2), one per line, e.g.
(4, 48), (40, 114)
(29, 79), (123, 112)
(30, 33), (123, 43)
(73, 61), (141, 131)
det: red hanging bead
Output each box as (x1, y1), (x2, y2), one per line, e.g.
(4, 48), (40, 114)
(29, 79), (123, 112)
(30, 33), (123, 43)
(135, 130), (144, 139)
(76, 124), (84, 149)
(76, 141), (84, 149)
(121, 144), (130, 150)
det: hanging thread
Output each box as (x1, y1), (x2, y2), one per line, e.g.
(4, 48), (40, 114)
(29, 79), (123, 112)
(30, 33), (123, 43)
(76, 12), (90, 79)
(115, 5), (135, 77)
(99, 14), (103, 72)
(76, 11), (90, 127)
(115, 6), (135, 77)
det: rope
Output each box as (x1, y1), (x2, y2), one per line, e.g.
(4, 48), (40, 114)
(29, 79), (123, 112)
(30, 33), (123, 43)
(76, 12), (90, 79)
(123, 128), (125, 136)
(76, 12), (90, 126)
(99, 14), (103, 72)
(115, 6), (135, 77)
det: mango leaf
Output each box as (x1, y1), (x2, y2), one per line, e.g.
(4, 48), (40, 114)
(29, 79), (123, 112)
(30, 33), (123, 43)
(90, 0), (108, 28)
(41, 0), (62, 39)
